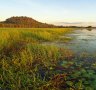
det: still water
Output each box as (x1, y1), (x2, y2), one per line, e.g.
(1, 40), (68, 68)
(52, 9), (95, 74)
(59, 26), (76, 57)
(43, 29), (96, 54)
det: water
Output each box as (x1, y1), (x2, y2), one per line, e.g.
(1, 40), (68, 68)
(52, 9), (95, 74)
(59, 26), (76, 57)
(43, 29), (96, 54)
(42, 29), (96, 89)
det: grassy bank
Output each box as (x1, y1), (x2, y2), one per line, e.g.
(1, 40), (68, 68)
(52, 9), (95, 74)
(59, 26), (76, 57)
(0, 28), (74, 49)
(0, 28), (96, 90)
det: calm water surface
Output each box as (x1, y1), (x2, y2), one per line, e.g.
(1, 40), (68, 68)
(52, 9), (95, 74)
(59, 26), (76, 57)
(43, 29), (96, 54)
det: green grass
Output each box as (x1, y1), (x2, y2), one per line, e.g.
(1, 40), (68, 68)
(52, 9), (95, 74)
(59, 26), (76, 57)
(0, 28), (96, 90)
(0, 28), (75, 90)
(0, 28), (74, 49)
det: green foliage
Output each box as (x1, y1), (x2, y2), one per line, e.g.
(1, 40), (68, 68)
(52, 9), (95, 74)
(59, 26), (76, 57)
(0, 28), (96, 90)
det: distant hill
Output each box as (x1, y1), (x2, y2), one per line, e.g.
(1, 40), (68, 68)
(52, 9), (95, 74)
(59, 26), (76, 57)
(0, 16), (55, 28)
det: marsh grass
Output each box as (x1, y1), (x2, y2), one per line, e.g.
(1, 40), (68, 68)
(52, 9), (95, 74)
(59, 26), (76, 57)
(0, 28), (75, 89)
(0, 28), (96, 90)
(0, 43), (74, 90)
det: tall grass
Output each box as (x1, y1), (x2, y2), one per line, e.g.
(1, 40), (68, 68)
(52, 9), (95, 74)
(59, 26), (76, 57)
(0, 28), (76, 90)
(0, 44), (74, 90)
(0, 28), (74, 43)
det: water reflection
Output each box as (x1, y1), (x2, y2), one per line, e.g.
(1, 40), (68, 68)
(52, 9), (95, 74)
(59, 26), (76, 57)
(42, 29), (96, 54)
(86, 28), (92, 31)
(64, 29), (96, 53)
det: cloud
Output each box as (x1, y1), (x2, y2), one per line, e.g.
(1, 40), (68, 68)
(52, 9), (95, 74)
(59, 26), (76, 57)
(53, 22), (96, 27)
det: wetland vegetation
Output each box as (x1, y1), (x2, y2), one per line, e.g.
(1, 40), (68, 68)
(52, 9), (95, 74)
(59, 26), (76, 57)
(0, 28), (96, 90)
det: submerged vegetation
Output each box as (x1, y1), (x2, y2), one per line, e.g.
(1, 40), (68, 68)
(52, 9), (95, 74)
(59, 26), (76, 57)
(0, 28), (96, 90)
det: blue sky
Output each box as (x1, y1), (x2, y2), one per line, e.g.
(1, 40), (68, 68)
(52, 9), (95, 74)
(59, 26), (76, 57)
(0, 0), (96, 24)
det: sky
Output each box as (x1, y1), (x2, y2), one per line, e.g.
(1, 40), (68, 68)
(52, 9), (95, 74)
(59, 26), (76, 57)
(0, 0), (96, 26)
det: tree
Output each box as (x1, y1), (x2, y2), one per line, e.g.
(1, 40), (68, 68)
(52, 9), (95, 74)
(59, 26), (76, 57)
(87, 26), (92, 28)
